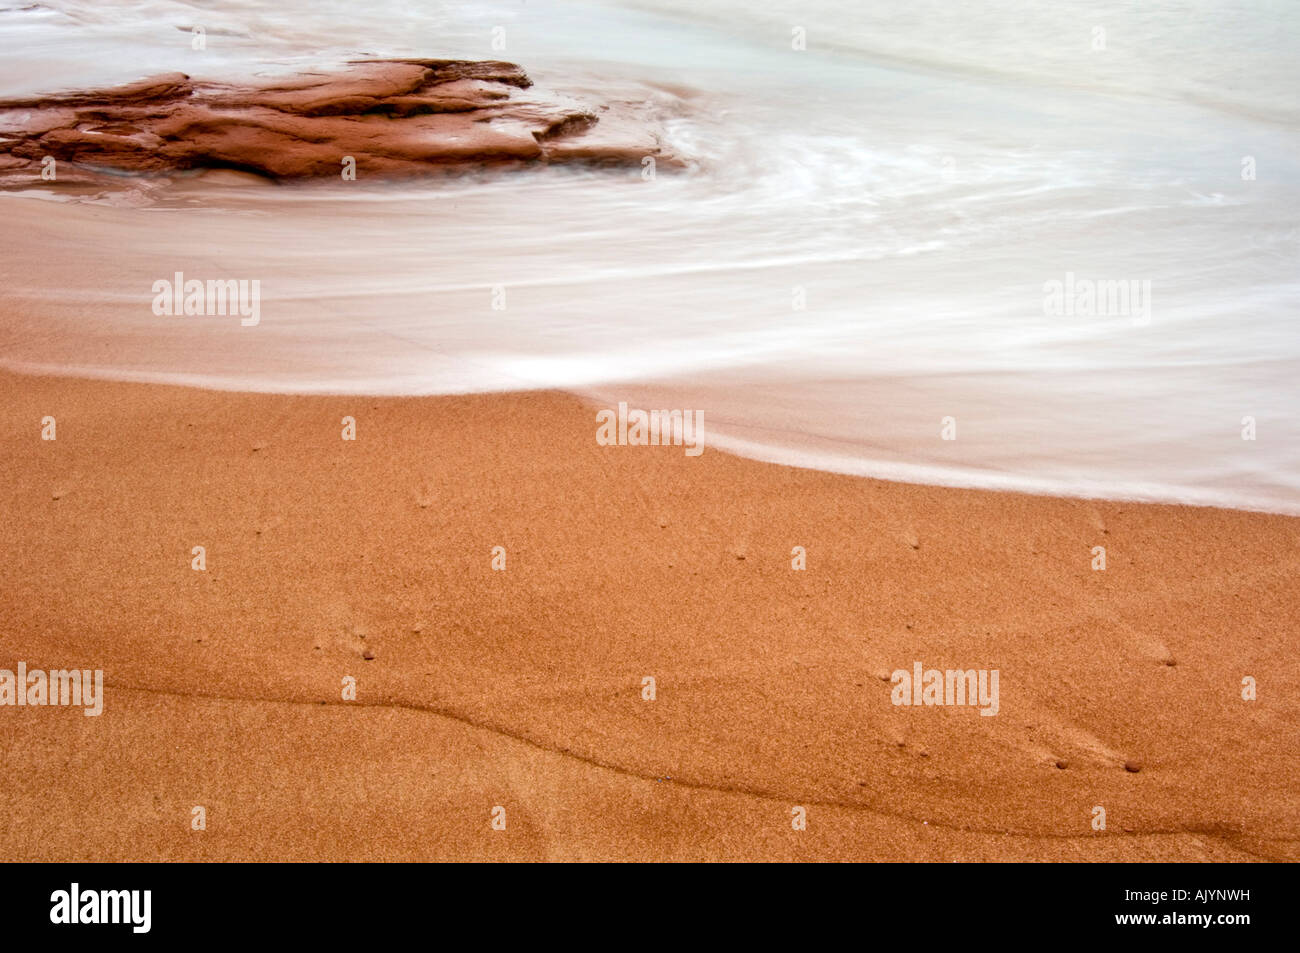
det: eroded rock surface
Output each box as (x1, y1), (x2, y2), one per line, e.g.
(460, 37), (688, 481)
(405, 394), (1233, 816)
(0, 59), (679, 187)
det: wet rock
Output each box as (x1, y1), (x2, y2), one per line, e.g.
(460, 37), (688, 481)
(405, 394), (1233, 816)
(0, 59), (682, 188)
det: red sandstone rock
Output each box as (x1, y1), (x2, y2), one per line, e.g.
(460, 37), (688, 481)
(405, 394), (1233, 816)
(0, 59), (679, 187)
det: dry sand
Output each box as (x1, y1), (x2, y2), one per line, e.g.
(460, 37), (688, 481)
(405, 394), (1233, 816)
(0, 369), (1296, 861)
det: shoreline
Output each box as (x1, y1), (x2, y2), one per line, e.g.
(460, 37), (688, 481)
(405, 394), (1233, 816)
(1, 370), (1297, 861)
(1, 357), (1293, 518)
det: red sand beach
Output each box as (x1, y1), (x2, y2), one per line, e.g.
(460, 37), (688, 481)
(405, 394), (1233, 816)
(1, 370), (1296, 861)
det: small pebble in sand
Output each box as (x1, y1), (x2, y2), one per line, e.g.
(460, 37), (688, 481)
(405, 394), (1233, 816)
(1124, 760), (1142, 773)
(1055, 759), (1068, 770)
(361, 648), (375, 660)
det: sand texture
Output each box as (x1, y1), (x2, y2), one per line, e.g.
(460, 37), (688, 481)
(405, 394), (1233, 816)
(1, 371), (1296, 861)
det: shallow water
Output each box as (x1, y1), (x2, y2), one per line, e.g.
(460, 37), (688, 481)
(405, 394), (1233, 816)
(1, 0), (1297, 512)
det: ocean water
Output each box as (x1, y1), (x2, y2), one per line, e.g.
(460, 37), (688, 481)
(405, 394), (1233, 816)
(1, 0), (1297, 512)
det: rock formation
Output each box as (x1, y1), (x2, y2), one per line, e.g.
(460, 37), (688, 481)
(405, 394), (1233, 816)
(0, 59), (678, 186)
